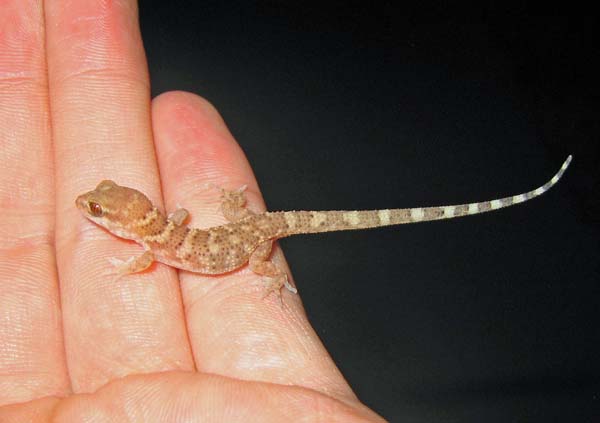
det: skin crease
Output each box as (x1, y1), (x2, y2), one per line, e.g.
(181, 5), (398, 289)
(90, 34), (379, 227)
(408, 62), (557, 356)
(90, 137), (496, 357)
(0, 1), (385, 422)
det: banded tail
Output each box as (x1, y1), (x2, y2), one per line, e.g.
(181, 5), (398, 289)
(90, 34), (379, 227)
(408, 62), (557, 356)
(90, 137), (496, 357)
(265, 155), (572, 236)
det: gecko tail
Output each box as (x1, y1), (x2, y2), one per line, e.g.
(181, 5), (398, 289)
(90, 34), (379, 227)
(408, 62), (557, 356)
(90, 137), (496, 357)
(274, 155), (572, 235)
(386, 154), (572, 225)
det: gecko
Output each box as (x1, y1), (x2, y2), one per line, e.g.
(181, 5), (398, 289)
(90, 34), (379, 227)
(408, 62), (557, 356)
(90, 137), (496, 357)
(76, 155), (571, 298)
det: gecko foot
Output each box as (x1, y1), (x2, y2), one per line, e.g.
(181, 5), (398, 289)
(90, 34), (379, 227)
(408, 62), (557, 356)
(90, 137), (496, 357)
(249, 241), (297, 304)
(207, 183), (247, 201)
(107, 250), (155, 277)
(218, 185), (252, 222)
(258, 274), (297, 309)
(108, 256), (134, 274)
(260, 276), (287, 308)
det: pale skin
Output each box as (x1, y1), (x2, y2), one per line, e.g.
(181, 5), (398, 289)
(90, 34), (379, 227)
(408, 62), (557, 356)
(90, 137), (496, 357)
(0, 1), (385, 421)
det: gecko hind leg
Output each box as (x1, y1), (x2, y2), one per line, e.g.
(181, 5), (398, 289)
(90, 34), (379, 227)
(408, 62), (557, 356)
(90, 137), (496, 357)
(107, 250), (155, 280)
(218, 185), (254, 222)
(249, 241), (297, 303)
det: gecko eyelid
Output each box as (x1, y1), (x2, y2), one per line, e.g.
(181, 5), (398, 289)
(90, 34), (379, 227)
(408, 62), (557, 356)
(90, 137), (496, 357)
(88, 202), (104, 217)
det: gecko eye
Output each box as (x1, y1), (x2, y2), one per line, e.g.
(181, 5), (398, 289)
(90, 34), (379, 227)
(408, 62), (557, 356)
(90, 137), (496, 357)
(88, 202), (104, 217)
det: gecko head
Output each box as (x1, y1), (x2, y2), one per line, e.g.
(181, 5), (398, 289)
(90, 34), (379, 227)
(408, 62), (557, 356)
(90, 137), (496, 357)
(76, 180), (156, 237)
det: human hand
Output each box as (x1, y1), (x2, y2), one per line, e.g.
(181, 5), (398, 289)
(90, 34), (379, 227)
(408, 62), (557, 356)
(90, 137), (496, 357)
(0, 1), (384, 421)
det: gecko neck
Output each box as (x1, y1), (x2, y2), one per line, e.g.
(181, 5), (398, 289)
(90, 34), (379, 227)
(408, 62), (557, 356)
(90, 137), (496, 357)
(123, 207), (169, 241)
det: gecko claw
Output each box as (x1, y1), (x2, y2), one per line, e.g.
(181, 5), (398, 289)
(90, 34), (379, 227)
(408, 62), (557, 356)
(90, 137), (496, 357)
(105, 257), (129, 282)
(107, 256), (134, 274)
(283, 278), (298, 294)
(259, 274), (296, 309)
(206, 182), (247, 196)
(261, 282), (286, 309)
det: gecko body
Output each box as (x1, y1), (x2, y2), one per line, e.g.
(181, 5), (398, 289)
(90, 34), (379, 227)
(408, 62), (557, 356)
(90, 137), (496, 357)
(76, 155), (571, 296)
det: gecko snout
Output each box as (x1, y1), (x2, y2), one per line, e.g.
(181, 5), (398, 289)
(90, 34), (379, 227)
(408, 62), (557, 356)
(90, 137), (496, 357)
(75, 194), (94, 213)
(75, 194), (86, 209)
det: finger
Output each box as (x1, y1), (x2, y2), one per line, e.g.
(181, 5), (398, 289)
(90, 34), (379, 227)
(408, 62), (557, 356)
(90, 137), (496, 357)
(0, 397), (61, 423)
(0, 0), (69, 404)
(51, 372), (385, 422)
(46, 0), (193, 393)
(151, 92), (356, 401)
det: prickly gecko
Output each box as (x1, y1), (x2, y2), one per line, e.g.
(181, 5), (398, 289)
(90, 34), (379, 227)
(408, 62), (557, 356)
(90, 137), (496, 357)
(76, 155), (571, 297)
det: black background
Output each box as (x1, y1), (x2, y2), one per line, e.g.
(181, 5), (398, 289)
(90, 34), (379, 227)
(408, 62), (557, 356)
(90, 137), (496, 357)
(139, 3), (599, 421)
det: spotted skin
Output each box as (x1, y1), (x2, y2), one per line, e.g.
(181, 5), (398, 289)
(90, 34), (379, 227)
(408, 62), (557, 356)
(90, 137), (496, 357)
(76, 155), (571, 296)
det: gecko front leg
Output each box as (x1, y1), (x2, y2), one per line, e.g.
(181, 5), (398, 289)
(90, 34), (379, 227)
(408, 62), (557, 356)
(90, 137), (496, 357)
(108, 250), (155, 275)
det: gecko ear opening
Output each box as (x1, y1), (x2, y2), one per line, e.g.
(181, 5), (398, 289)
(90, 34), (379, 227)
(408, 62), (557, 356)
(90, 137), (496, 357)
(88, 201), (104, 217)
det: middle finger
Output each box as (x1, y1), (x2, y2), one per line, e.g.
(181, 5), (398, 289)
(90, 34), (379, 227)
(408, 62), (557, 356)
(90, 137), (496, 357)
(47, 0), (193, 392)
